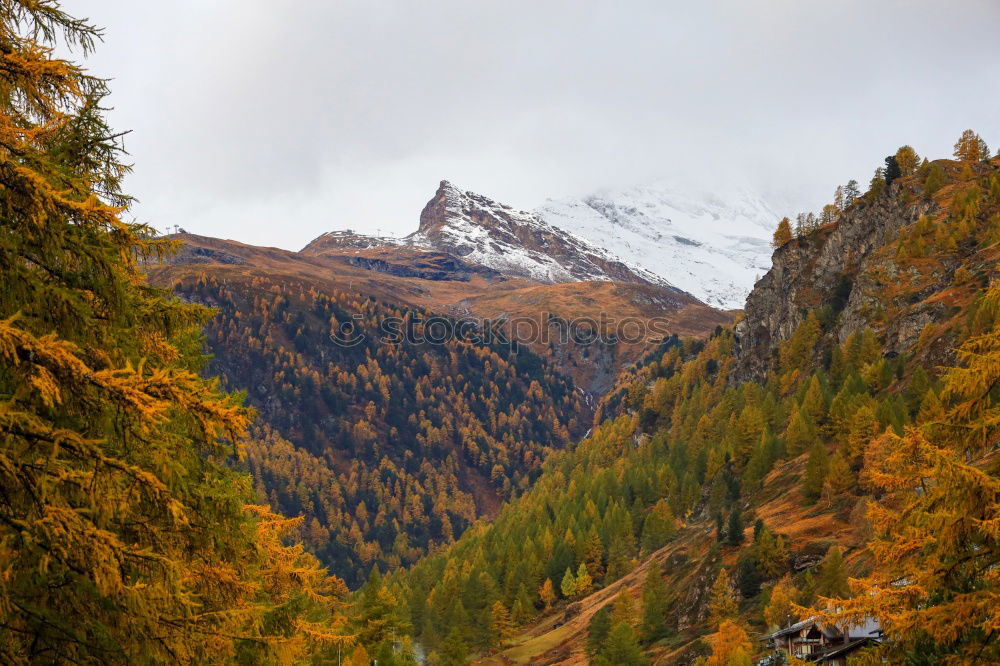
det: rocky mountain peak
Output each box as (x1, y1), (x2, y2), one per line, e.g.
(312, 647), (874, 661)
(417, 179), (528, 238)
(409, 180), (676, 288)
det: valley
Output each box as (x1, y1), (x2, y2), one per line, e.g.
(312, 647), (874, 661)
(147, 181), (731, 587)
(5, 3), (999, 664)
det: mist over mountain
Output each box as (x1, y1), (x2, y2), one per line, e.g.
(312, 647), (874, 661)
(536, 183), (779, 308)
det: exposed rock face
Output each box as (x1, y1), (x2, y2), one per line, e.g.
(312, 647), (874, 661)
(409, 181), (679, 289)
(161, 244), (247, 266)
(335, 251), (501, 282)
(301, 229), (396, 252)
(732, 185), (934, 383)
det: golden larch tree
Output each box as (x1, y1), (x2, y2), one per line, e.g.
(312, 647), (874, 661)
(0, 1), (350, 662)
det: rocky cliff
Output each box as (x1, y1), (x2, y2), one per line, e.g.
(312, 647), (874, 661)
(733, 180), (940, 382)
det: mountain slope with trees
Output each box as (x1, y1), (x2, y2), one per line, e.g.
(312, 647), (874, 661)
(163, 269), (588, 586)
(386, 134), (1000, 665)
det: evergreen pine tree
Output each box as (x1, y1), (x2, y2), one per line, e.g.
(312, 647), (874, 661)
(815, 546), (850, 600)
(802, 442), (829, 503)
(727, 509), (745, 547)
(439, 629), (470, 666)
(640, 562), (670, 643)
(594, 622), (649, 666)
(734, 551), (762, 598)
(844, 180), (860, 206)
(587, 606), (613, 658)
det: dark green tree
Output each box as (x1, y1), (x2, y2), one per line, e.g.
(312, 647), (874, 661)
(640, 562), (671, 643)
(587, 606), (613, 658)
(735, 551), (762, 598)
(815, 546), (850, 600)
(803, 443), (830, 503)
(727, 509), (745, 547)
(594, 622), (650, 666)
(439, 628), (470, 666)
(884, 155), (902, 186)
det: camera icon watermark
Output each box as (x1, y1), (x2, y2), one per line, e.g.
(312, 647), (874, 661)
(330, 313), (367, 347)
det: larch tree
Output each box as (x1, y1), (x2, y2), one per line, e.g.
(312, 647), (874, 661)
(611, 586), (636, 627)
(756, 528), (790, 579)
(813, 283), (1000, 662)
(820, 450), (853, 504)
(764, 579), (795, 630)
(814, 546), (850, 600)
(587, 606), (613, 658)
(539, 578), (556, 609)
(708, 568), (738, 629)
(594, 621), (649, 666)
(574, 561), (593, 596)
(439, 628), (471, 666)
(802, 443), (829, 503)
(488, 601), (514, 648)
(953, 129), (990, 161)
(560, 567), (578, 598)
(772, 217), (793, 248)
(704, 620), (752, 666)
(640, 498), (676, 554)
(895, 145), (920, 176)
(0, 1), (349, 662)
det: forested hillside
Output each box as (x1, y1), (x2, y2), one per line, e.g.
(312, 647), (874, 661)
(167, 271), (586, 585)
(5, 2), (998, 664)
(386, 137), (1000, 664)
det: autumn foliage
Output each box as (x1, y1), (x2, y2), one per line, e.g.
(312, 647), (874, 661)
(0, 2), (348, 662)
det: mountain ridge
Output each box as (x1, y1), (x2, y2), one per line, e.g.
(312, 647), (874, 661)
(304, 180), (681, 292)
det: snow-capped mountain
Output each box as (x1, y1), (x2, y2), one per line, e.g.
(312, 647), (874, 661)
(408, 181), (674, 288)
(534, 184), (779, 309)
(305, 181), (681, 293)
(304, 180), (779, 309)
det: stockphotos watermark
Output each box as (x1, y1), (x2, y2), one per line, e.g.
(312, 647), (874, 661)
(330, 312), (675, 349)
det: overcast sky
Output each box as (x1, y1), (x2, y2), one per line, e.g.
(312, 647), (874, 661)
(82, 0), (1000, 250)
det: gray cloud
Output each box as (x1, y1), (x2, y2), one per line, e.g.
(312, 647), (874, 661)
(83, 0), (1000, 249)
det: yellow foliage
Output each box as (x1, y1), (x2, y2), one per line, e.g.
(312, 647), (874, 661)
(811, 284), (1000, 663)
(706, 620), (752, 666)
